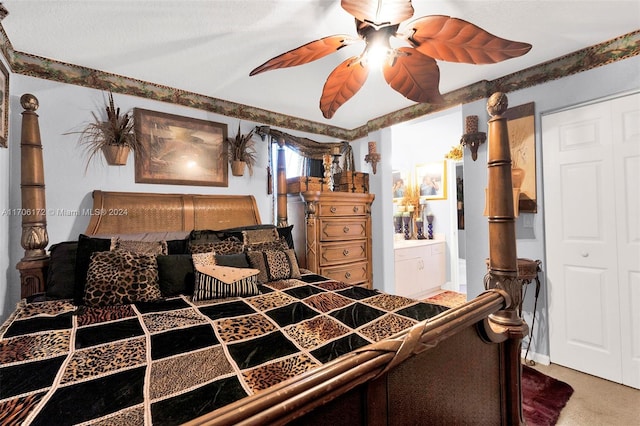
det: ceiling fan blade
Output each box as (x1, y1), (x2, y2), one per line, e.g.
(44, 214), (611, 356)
(250, 35), (358, 76)
(342, 0), (414, 27)
(404, 15), (532, 64)
(383, 47), (444, 104)
(320, 57), (369, 119)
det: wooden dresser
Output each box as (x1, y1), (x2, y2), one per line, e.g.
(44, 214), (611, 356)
(288, 192), (375, 289)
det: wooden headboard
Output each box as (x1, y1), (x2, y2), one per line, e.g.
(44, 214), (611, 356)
(84, 190), (262, 235)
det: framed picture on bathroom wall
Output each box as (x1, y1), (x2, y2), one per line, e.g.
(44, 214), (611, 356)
(392, 170), (410, 201)
(416, 161), (447, 200)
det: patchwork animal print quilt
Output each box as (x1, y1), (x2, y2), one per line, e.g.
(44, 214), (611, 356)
(0, 273), (447, 425)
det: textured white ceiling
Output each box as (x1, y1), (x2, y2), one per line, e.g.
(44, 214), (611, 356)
(3, 1), (639, 129)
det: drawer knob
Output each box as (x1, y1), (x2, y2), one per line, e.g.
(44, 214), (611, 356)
(343, 249), (349, 256)
(353, 206), (359, 213)
(330, 206), (337, 213)
(345, 272), (351, 279)
(343, 226), (350, 233)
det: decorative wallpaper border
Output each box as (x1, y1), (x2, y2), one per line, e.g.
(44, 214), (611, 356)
(1, 22), (638, 141)
(362, 30), (640, 139)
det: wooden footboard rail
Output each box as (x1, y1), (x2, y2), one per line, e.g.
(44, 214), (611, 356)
(186, 291), (510, 426)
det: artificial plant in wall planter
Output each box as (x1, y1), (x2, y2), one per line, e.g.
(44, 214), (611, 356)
(227, 123), (257, 177)
(70, 92), (141, 171)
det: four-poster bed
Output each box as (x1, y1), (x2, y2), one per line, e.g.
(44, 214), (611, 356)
(4, 93), (528, 425)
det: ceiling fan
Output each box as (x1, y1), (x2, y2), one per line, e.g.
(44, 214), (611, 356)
(250, 0), (532, 119)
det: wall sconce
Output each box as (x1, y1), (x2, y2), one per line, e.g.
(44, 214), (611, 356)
(364, 141), (381, 174)
(460, 115), (486, 161)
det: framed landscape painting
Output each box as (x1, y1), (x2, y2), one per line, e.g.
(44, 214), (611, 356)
(134, 109), (228, 186)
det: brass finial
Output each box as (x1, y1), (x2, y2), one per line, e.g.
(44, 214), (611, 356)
(487, 92), (508, 117)
(20, 94), (39, 111)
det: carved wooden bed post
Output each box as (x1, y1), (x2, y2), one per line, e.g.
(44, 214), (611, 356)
(16, 94), (50, 298)
(276, 135), (288, 227)
(483, 92), (528, 425)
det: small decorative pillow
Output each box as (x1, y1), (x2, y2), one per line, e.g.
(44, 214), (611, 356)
(193, 264), (260, 301)
(110, 237), (168, 255)
(83, 250), (162, 307)
(220, 224), (295, 249)
(189, 239), (244, 255)
(246, 249), (301, 283)
(244, 237), (289, 252)
(242, 227), (280, 245)
(191, 252), (216, 268)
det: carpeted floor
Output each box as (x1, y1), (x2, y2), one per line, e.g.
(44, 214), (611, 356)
(522, 365), (574, 425)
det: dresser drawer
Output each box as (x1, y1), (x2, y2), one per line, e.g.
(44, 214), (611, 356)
(318, 202), (367, 217)
(319, 218), (366, 241)
(319, 240), (367, 266)
(321, 261), (368, 285)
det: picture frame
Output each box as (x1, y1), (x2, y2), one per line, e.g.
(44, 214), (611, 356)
(134, 108), (228, 186)
(504, 102), (536, 213)
(0, 60), (8, 148)
(416, 161), (447, 200)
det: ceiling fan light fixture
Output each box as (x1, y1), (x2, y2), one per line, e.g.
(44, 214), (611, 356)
(364, 43), (391, 69)
(250, 0), (531, 119)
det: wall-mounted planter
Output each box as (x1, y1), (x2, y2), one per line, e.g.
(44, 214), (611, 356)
(231, 160), (246, 176)
(102, 144), (130, 166)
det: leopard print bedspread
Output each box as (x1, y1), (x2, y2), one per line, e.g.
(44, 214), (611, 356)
(0, 273), (448, 425)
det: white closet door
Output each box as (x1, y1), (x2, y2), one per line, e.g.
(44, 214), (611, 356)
(542, 92), (639, 389)
(612, 94), (640, 389)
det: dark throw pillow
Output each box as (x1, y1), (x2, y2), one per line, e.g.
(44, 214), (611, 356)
(277, 225), (295, 250)
(45, 241), (78, 299)
(156, 254), (195, 296)
(188, 229), (225, 244)
(167, 238), (189, 255)
(214, 253), (250, 268)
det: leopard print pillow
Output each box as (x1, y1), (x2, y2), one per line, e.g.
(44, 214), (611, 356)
(83, 250), (162, 307)
(189, 239), (244, 255)
(110, 238), (168, 255)
(246, 249), (301, 283)
(242, 227), (279, 245)
(244, 237), (289, 252)
(191, 252), (216, 268)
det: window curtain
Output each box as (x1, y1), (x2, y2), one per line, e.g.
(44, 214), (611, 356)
(255, 126), (354, 174)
